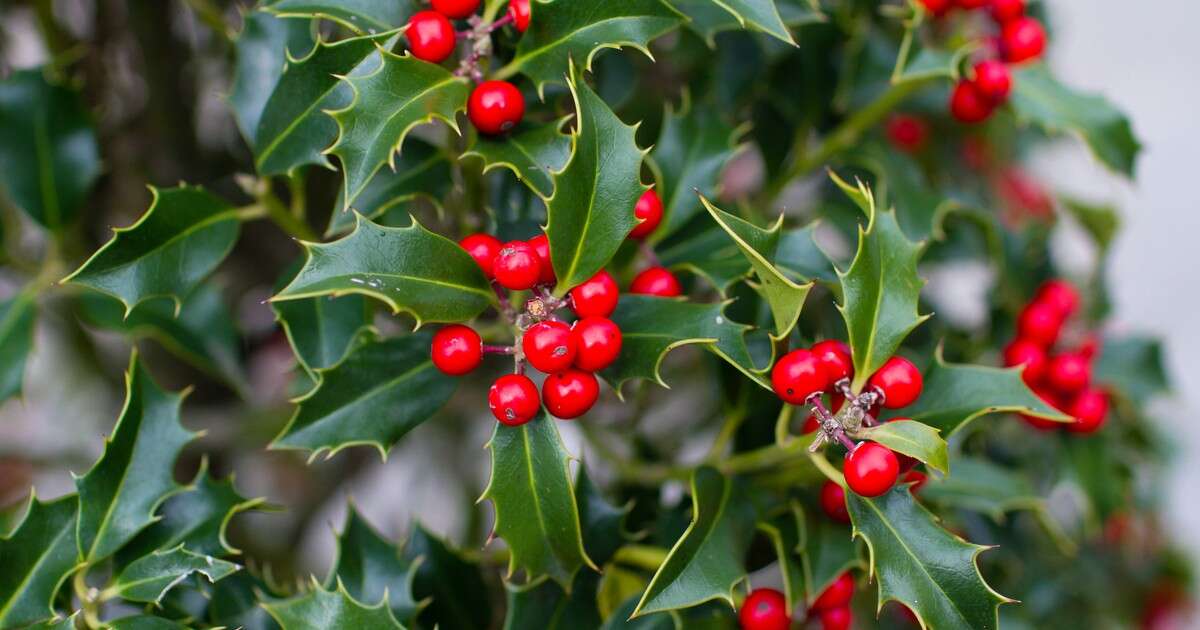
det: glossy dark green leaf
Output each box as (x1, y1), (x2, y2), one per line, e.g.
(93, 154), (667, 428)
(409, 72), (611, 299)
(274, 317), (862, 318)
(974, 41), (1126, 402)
(230, 11), (313, 145)
(208, 573), (282, 630)
(400, 523), (491, 630)
(920, 458), (1043, 521)
(853, 420), (948, 474)
(328, 506), (423, 623)
(0, 494), (81, 628)
(653, 103), (742, 236)
(1094, 335), (1169, 406)
(670, 0), (795, 44)
(656, 221), (751, 292)
(261, 581), (406, 629)
(756, 502), (805, 614)
(502, 572), (601, 630)
(328, 138), (452, 235)
(0, 69), (100, 230)
(272, 259), (371, 375)
(271, 331), (457, 459)
(62, 186), (240, 316)
(603, 593), (681, 629)
(263, 0), (414, 32)
(0, 292), (36, 402)
(775, 224), (837, 284)
(577, 466), (632, 566)
(75, 353), (198, 563)
(1062, 198), (1119, 253)
(463, 117), (572, 199)
(106, 545), (239, 604)
(272, 215), (495, 325)
(107, 616), (190, 630)
(800, 505), (861, 609)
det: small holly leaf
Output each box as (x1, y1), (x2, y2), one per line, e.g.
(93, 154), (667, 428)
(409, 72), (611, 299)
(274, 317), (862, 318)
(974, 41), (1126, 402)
(756, 502), (805, 614)
(1011, 65), (1141, 176)
(577, 466), (632, 566)
(800, 504), (862, 609)
(327, 50), (470, 211)
(889, 355), (1070, 437)
(272, 261), (371, 375)
(1061, 198), (1119, 254)
(0, 69), (100, 231)
(700, 196), (812, 341)
(920, 458), (1045, 522)
(272, 215), (495, 325)
(208, 572), (283, 630)
(632, 467), (757, 617)
(62, 186), (240, 316)
(76, 352), (198, 563)
(503, 572), (602, 630)
(261, 580), (406, 629)
(1094, 335), (1169, 405)
(496, 0), (684, 95)
(851, 142), (948, 241)
(0, 292), (36, 402)
(653, 102), (743, 237)
(107, 615), (190, 629)
(546, 62), (647, 295)
(230, 11), (313, 145)
(0, 494), (82, 629)
(328, 138), (453, 236)
(670, 0), (796, 44)
(262, 0), (414, 32)
(254, 31), (395, 176)
(106, 545), (240, 604)
(482, 413), (595, 589)
(400, 523), (492, 630)
(328, 505), (424, 623)
(271, 331), (457, 460)
(463, 117), (572, 200)
(845, 485), (1012, 630)
(854, 420), (948, 474)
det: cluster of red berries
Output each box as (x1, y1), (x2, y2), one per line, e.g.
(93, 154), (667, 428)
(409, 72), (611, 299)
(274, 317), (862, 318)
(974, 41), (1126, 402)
(1003, 279), (1109, 433)
(737, 573), (857, 630)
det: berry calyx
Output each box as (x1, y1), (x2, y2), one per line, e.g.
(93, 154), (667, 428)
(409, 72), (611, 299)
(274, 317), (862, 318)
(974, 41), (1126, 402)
(570, 269), (619, 318)
(460, 233), (502, 278)
(1066, 388), (1108, 434)
(771, 349), (829, 405)
(406, 11), (457, 64)
(1035, 279), (1080, 319)
(630, 267), (682, 297)
(973, 59), (1012, 102)
(950, 80), (995, 124)
(492, 240), (542, 290)
(1004, 338), (1048, 385)
(918, 0), (953, 17)
(739, 588), (788, 630)
(629, 188), (663, 239)
(468, 81), (525, 135)
(811, 339), (853, 386)
(844, 442), (900, 497)
(431, 325), (483, 375)
(1016, 301), (1063, 348)
(886, 114), (928, 152)
(542, 369), (600, 419)
(488, 374), (540, 426)
(990, 0), (1025, 23)
(1001, 16), (1047, 63)
(431, 0), (480, 19)
(812, 572), (855, 610)
(572, 317), (622, 372)
(1046, 352), (1091, 394)
(522, 320), (576, 373)
(527, 234), (556, 285)
(820, 480), (850, 523)
(868, 356), (923, 409)
(818, 607), (852, 630)
(507, 0), (531, 33)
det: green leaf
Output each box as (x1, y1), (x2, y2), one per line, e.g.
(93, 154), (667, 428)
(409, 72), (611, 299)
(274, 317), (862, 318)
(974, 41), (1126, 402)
(845, 486), (1011, 630)
(107, 616), (190, 630)
(800, 505), (861, 609)
(497, 0), (684, 94)
(327, 50), (470, 211)
(209, 573), (283, 630)
(632, 467), (756, 617)
(328, 138), (453, 236)
(263, 0), (414, 32)
(62, 186), (240, 316)
(255, 31), (394, 176)
(919, 458), (1044, 521)
(272, 261), (371, 374)
(271, 331), (457, 459)
(106, 545), (239, 604)
(854, 420), (948, 474)
(272, 215), (495, 325)
(653, 102), (743, 237)
(1010, 65), (1141, 176)
(1061, 198), (1119, 253)
(502, 572), (601, 630)
(29, 612), (79, 629)
(1094, 335), (1169, 405)
(262, 581), (406, 629)
(604, 295), (769, 394)
(329, 506), (424, 623)
(463, 117), (572, 199)
(0, 292), (36, 402)
(756, 502), (805, 614)
(603, 594), (680, 630)
(577, 466), (632, 566)
(852, 142), (946, 241)
(671, 0), (795, 44)
(230, 11), (313, 145)
(890, 356), (1070, 437)
(75, 352), (198, 563)
(776, 224), (838, 284)
(400, 524), (491, 630)
(482, 413), (595, 589)
(0, 69), (100, 231)
(546, 62), (647, 295)
(656, 222), (752, 292)
(0, 494), (81, 628)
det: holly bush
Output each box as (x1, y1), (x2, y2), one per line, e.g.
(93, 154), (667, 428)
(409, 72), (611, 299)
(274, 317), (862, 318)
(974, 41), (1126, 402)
(0, 0), (1192, 629)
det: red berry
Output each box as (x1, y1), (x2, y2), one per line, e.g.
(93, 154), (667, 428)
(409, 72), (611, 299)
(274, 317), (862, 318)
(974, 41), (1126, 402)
(1004, 338), (1048, 385)
(570, 269), (619, 318)
(507, 0), (531, 33)
(488, 374), (540, 426)
(869, 357), (923, 409)
(771, 349), (829, 405)
(1022, 386), (1065, 430)
(468, 81), (525, 135)
(813, 572), (855, 610)
(542, 369), (599, 419)
(886, 114), (928, 152)
(973, 59), (1012, 102)
(572, 317), (622, 372)
(1046, 352), (1091, 395)
(1001, 16), (1046, 63)
(1078, 333), (1102, 360)
(819, 481), (850, 524)
(739, 588), (789, 630)
(1016, 301), (1063, 348)
(819, 607), (852, 630)
(811, 339), (853, 386)
(629, 267), (682, 297)
(990, 0), (1024, 23)
(904, 469), (929, 494)
(949, 80), (995, 124)
(527, 234), (556, 285)
(459, 233), (502, 278)
(918, 0), (953, 17)
(1035, 279), (1080, 319)
(1066, 387), (1108, 434)
(802, 413), (820, 434)
(406, 11), (456, 64)
(522, 321), (576, 373)
(492, 240), (542, 290)
(955, 0), (988, 10)
(844, 442), (900, 497)
(629, 188), (664, 239)
(431, 325), (483, 375)
(431, 0), (479, 19)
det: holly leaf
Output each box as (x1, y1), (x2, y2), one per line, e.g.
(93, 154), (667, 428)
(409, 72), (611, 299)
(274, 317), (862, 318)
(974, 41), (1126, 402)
(272, 214), (495, 325)
(482, 413), (595, 589)
(1094, 335), (1169, 405)
(262, 580), (406, 629)
(920, 458), (1045, 522)
(0, 494), (81, 629)
(254, 31), (394, 176)
(546, 62), (647, 295)
(328, 505), (424, 623)
(604, 593), (681, 629)
(653, 102), (743, 237)
(107, 615), (190, 629)
(400, 523), (492, 630)
(209, 573), (285, 630)
(496, 0), (684, 94)
(271, 331), (457, 460)
(503, 572), (602, 630)
(0, 69), (100, 231)
(30, 612), (80, 629)
(262, 0), (414, 32)
(463, 117), (572, 200)
(632, 467), (757, 617)
(1010, 65), (1141, 176)
(327, 50), (470, 211)
(670, 0), (795, 44)
(328, 138), (452, 236)
(854, 420), (948, 474)
(800, 505), (862, 609)
(756, 502), (805, 614)
(75, 352), (198, 563)
(272, 260), (371, 375)
(62, 186), (240, 316)
(1061, 198), (1119, 254)
(656, 221), (752, 292)
(577, 466), (632, 566)
(776, 223), (838, 284)
(106, 545), (240, 604)
(845, 485), (1011, 630)
(230, 11), (313, 145)
(0, 292), (36, 402)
